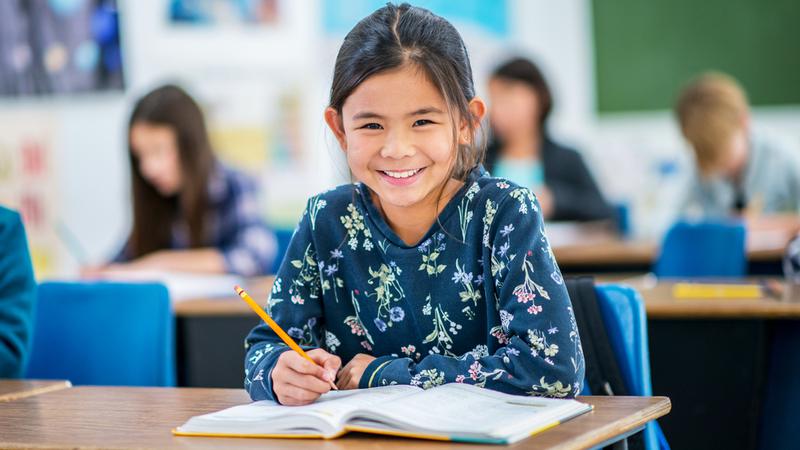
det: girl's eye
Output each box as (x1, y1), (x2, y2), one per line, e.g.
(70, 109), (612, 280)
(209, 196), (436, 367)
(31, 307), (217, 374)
(413, 119), (432, 127)
(361, 123), (383, 130)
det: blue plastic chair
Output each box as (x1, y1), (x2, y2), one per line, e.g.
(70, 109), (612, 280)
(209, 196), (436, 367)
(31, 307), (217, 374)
(26, 282), (175, 386)
(581, 284), (670, 450)
(271, 228), (296, 274)
(654, 219), (746, 277)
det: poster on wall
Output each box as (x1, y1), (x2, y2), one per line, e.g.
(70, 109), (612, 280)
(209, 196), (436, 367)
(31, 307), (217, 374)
(169, 0), (280, 26)
(0, 0), (124, 97)
(190, 76), (310, 228)
(0, 111), (59, 277)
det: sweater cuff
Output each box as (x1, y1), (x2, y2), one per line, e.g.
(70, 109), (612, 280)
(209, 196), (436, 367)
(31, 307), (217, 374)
(358, 355), (397, 389)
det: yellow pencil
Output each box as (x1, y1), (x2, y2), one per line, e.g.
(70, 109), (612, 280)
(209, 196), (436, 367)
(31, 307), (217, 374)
(235, 285), (337, 390)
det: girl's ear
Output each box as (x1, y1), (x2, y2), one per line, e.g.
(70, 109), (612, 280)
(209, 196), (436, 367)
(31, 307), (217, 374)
(324, 107), (348, 151)
(459, 97), (487, 145)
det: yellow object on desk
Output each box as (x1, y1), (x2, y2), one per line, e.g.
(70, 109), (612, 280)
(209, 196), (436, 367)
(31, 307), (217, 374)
(234, 285), (337, 390)
(672, 283), (763, 300)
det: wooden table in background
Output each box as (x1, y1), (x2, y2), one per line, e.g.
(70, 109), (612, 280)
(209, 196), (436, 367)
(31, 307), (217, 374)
(173, 276), (274, 317)
(172, 276), (273, 388)
(0, 379), (71, 402)
(0, 386), (670, 450)
(605, 276), (800, 319)
(545, 221), (794, 270)
(599, 276), (800, 450)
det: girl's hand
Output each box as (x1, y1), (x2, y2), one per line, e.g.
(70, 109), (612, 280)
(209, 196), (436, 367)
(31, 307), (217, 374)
(336, 353), (376, 390)
(272, 349), (341, 406)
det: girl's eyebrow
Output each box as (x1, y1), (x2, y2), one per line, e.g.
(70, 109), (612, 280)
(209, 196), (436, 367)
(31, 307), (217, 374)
(352, 111), (384, 120)
(351, 107), (444, 121)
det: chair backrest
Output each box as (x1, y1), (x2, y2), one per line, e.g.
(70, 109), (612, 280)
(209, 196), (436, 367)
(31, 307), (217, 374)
(271, 228), (296, 274)
(594, 284), (665, 450)
(570, 278), (668, 450)
(26, 281), (174, 386)
(654, 219), (746, 277)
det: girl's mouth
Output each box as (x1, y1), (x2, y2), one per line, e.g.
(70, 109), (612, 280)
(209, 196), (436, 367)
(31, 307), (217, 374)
(378, 167), (425, 186)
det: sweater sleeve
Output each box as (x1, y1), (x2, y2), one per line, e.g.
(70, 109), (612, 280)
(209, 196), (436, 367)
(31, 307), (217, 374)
(243, 197), (325, 401)
(359, 188), (585, 398)
(0, 209), (36, 378)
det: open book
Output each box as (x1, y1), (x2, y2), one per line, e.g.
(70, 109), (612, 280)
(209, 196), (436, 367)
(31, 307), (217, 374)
(173, 383), (592, 444)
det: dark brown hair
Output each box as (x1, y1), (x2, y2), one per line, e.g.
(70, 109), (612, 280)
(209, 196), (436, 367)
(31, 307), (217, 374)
(124, 84), (214, 258)
(328, 2), (484, 181)
(486, 57), (553, 172)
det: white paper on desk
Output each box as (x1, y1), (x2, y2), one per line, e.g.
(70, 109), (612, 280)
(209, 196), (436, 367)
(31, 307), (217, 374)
(59, 270), (243, 302)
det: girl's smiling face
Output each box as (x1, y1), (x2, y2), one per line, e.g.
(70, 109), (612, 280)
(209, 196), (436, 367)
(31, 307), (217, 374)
(326, 65), (479, 216)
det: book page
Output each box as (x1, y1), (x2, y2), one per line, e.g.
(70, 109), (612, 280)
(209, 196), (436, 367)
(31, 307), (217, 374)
(294, 384), (420, 418)
(351, 384), (585, 438)
(178, 384), (420, 436)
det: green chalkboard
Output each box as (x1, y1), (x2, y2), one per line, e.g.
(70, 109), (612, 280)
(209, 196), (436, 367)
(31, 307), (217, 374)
(591, 0), (800, 113)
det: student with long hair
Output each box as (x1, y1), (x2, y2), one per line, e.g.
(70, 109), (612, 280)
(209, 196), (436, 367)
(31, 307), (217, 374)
(90, 85), (276, 276)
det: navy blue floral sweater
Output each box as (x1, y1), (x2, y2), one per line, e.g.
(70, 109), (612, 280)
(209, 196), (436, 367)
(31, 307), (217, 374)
(244, 167), (584, 401)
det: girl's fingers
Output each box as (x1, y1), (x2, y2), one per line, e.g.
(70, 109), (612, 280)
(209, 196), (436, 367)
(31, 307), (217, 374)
(308, 349), (342, 382)
(284, 353), (328, 380)
(278, 384), (322, 405)
(285, 373), (331, 395)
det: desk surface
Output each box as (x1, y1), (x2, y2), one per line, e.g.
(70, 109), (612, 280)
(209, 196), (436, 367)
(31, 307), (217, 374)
(0, 386), (669, 450)
(546, 221), (794, 267)
(0, 379), (71, 402)
(173, 276), (274, 316)
(614, 277), (800, 319)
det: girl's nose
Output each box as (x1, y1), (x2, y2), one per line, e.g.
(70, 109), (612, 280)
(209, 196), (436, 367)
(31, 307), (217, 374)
(380, 130), (416, 159)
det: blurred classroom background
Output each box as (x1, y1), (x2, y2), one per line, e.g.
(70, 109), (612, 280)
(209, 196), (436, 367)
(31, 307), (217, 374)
(2, 0), (797, 277)
(2, 1), (800, 450)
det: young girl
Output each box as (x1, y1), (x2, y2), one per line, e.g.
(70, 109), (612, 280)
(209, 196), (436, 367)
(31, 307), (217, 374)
(244, 3), (584, 406)
(486, 57), (613, 222)
(88, 85), (276, 277)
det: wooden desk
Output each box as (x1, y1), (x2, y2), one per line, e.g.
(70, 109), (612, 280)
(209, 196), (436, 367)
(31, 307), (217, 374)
(0, 386), (669, 449)
(606, 276), (800, 449)
(173, 276), (274, 317)
(614, 277), (800, 319)
(546, 221), (793, 268)
(0, 379), (71, 402)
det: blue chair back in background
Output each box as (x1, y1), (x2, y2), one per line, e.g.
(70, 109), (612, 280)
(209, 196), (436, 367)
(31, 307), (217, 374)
(580, 284), (669, 450)
(654, 219), (746, 277)
(271, 228), (296, 274)
(26, 282), (175, 386)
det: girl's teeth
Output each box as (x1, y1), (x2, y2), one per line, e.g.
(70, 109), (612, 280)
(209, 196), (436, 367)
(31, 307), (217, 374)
(385, 169), (419, 179)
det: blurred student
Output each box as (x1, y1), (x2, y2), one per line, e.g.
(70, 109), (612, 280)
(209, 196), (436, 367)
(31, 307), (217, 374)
(86, 85), (276, 277)
(486, 57), (613, 222)
(0, 206), (36, 378)
(676, 72), (800, 218)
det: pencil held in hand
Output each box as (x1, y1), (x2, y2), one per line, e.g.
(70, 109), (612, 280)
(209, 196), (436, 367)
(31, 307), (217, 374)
(234, 285), (338, 390)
